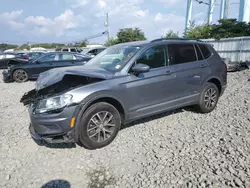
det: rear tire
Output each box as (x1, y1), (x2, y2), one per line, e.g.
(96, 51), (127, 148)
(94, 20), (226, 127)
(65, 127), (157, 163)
(13, 69), (28, 83)
(196, 82), (219, 113)
(78, 102), (121, 149)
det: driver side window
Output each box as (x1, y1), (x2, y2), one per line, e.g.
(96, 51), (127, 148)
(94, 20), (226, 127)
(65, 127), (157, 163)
(136, 45), (167, 69)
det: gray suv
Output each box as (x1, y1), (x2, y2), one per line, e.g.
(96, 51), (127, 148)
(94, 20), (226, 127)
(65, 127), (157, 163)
(20, 38), (227, 149)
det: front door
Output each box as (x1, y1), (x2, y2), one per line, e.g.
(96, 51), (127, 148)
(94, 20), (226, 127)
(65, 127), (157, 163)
(30, 53), (58, 78)
(123, 45), (179, 119)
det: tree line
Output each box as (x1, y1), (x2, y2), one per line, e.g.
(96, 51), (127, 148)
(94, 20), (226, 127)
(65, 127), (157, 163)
(1, 19), (249, 50)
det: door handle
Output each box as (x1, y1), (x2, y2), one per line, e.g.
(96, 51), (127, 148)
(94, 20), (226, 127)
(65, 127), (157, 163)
(165, 70), (172, 75)
(200, 64), (207, 68)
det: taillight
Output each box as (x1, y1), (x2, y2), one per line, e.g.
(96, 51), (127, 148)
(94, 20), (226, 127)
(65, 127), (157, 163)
(223, 62), (227, 72)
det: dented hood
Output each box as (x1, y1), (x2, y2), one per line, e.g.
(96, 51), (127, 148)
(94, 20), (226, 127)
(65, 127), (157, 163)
(35, 66), (114, 91)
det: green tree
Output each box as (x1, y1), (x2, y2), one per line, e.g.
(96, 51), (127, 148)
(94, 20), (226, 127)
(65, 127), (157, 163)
(105, 38), (119, 47)
(0, 43), (18, 50)
(211, 19), (250, 39)
(163, 30), (179, 38)
(31, 43), (65, 49)
(19, 44), (30, 50)
(75, 40), (88, 47)
(185, 19), (250, 40)
(116, 28), (146, 43)
(185, 24), (212, 39)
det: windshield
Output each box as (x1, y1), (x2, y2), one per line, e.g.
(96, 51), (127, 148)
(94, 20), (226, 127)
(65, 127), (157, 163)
(81, 48), (91, 54)
(84, 45), (141, 73)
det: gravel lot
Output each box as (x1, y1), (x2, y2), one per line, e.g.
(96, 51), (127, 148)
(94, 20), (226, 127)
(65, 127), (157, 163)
(0, 70), (250, 188)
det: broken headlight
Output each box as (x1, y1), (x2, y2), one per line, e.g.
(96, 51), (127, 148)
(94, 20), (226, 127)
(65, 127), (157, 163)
(35, 94), (72, 113)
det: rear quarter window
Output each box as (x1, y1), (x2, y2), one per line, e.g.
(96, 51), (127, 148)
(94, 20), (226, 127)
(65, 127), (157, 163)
(199, 44), (211, 59)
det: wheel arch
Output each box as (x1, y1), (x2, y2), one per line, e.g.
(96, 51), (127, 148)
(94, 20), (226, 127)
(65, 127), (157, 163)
(73, 95), (126, 142)
(206, 77), (222, 94)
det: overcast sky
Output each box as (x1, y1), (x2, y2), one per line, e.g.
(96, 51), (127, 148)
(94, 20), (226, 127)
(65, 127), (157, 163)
(0, 0), (240, 44)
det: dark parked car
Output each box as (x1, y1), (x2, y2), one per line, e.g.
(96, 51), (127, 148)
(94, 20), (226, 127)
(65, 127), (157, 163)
(0, 53), (25, 68)
(21, 38), (227, 149)
(3, 52), (91, 82)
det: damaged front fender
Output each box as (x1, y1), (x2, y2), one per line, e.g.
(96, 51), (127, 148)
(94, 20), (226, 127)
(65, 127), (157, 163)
(20, 74), (106, 106)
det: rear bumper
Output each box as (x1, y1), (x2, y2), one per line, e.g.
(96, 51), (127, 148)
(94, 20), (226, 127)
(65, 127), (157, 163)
(220, 85), (227, 97)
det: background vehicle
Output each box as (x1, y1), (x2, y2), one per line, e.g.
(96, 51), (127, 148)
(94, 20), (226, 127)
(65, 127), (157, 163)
(81, 47), (106, 57)
(3, 52), (91, 82)
(0, 53), (30, 68)
(55, 47), (82, 53)
(21, 38), (227, 149)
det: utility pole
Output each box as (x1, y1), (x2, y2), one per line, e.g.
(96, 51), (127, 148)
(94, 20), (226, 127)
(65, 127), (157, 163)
(208, 0), (215, 24)
(224, 0), (230, 19)
(184, 0), (193, 35)
(105, 13), (110, 41)
(239, 0), (250, 22)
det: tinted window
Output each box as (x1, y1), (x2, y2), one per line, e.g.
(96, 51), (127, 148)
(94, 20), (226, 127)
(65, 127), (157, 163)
(195, 45), (203, 61)
(59, 54), (75, 61)
(89, 49), (97, 55)
(39, 54), (56, 62)
(62, 49), (68, 52)
(136, 46), (166, 69)
(168, 44), (197, 65)
(199, 44), (211, 59)
(70, 48), (77, 52)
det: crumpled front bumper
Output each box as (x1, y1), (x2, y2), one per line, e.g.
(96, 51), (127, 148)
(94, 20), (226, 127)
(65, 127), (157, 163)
(28, 105), (78, 144)
(2, 70), (13, 83)
(29, 124), (75, 144)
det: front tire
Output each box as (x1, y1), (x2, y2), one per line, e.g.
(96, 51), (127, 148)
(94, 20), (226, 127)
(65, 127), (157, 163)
(78, 102), (121, 149)
(13, 69), (28, 83)
(196, 82), (219, 113)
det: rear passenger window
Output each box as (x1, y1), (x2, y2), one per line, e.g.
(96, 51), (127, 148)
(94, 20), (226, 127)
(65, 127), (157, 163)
(168, 44), (197, 65)
(195, 45), (203, 61)
(136, 45), (167, 69)
(199, 44), (211, 59)
(59, 54), (74, 61)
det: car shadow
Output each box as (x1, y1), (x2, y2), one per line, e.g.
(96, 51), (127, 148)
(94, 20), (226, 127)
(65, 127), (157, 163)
(41, 179), (71, 188)
(33, 138), (77, 149)
(121, 107), (191, 130)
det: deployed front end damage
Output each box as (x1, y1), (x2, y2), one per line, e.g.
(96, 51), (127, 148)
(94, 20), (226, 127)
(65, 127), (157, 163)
(20, 74), (105, 106)
(20, 66), (112, 144)
(20, 66), (113, 105)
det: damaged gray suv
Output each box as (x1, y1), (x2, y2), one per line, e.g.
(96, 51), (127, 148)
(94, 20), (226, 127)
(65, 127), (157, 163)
(20, 38), (227, 149)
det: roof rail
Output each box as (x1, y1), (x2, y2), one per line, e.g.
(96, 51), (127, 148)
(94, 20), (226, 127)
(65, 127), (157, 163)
(150, 38), (203, 43)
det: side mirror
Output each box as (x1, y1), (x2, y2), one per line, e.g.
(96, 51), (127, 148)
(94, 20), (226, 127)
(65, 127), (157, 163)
(131, 63), (150, 74)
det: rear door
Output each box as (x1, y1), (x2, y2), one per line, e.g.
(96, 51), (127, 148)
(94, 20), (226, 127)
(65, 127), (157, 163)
(167, 43), (210, 100)
(57, 53), (77, 68)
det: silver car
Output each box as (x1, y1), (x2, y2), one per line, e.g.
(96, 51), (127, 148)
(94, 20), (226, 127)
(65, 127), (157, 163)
(21, 39), (227, 149)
